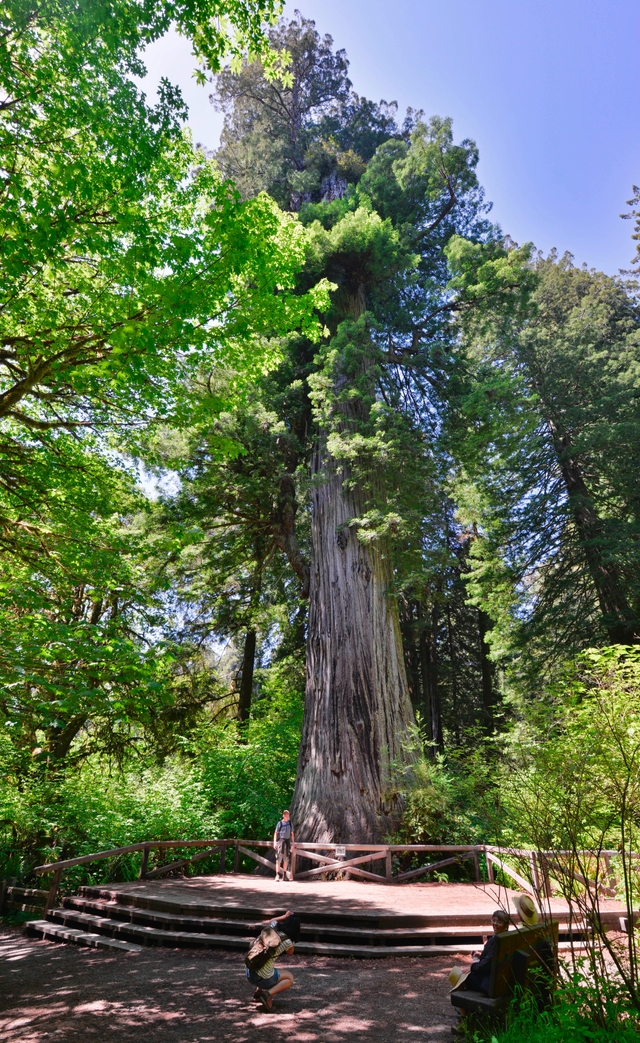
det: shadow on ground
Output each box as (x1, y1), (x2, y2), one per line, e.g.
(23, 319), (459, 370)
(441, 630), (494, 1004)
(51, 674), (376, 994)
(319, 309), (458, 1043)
(0, 929), (462, 1042)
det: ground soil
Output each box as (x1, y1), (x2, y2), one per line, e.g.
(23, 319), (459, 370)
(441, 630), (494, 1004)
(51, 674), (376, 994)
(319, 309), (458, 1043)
(0, 927), (467, 1043)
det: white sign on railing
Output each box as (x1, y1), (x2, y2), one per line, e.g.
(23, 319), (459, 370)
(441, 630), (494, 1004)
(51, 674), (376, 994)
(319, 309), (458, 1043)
(334, 845), (346, 858)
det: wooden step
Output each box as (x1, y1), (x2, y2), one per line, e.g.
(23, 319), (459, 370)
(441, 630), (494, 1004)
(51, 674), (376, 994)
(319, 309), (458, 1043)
(76, 886), (500, 928)
(50, 909), (254, 949)
(45, 908), (483, 956)
(63, 897), (499, 942)
(31, 907), (589, 958)
(71, 889), (589, 942)
(63, 898), (258, 935)
(78, 886), (283, 921)
(71, 890), (588, 941)
(27, 920), (142, 953)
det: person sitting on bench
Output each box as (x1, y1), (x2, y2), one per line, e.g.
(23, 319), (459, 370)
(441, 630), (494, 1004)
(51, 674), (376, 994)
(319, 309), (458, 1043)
(450, 909), (511, 996)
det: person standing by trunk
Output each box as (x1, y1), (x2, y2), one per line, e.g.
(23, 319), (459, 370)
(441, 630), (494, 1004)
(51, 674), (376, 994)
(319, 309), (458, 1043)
(273, 810), (294, 881)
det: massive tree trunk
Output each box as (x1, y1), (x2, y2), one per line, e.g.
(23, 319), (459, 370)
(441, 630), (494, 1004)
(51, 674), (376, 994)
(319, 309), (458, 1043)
(292, 307), (418, 843)
(292, 445), (418, 842)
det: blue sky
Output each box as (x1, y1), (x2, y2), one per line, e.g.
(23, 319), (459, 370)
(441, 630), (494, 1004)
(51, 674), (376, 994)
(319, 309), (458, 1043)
(140, 0), (640, 274)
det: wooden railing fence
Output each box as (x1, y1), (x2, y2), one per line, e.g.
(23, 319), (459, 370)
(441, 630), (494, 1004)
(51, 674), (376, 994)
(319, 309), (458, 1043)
(17, 840), (634, 918)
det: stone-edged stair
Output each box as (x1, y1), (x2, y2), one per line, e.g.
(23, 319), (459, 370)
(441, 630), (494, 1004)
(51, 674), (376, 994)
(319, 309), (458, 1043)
(26, 884), (589, 957)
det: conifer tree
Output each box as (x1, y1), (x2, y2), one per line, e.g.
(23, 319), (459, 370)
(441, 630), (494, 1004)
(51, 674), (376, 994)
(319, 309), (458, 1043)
(454, 251), (640, 682)
(208, 14), (501, 840)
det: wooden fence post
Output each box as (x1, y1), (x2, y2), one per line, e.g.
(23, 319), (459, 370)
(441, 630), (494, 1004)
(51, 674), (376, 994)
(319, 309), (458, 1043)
(291, 846), (297, 881)
(603, 854), (617, 894)
(219, 844), (227, 875)
(486, 851), (495, 884)
(233, 842), (240, 874)
(530, 852), (540, 893)
(472, 850), (481, 883)
(540, 853), (552, 899)
(385, 848), (392, 883)
(139, 845), (149, 880)
(43, 868), (62, 916)
(0, 879), (7, 916)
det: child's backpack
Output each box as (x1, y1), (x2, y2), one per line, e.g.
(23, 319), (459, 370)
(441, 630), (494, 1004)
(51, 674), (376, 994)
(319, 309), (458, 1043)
(244, 926), (283, 971)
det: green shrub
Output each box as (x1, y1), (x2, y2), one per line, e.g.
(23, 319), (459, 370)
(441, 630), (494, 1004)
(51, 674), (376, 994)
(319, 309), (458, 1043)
(0, 759), (218, 886)
(0, 656), (304, 887)
(392, 751), (500, 847)
(193, 657), (304, 839)
(475, 987), (640, 1043)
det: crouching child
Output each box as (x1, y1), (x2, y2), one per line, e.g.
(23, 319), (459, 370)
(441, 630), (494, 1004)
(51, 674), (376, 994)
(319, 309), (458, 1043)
(245, 911), (301, 1012)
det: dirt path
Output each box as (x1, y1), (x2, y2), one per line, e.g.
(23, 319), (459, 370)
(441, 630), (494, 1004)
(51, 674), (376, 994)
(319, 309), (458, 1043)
(0, 927), (464, 1042)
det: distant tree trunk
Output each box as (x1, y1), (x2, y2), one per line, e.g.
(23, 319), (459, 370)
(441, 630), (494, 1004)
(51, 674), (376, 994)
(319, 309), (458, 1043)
(48, 714), (89, 761)
(399, 598), (424, 716)
(417, 609), (434, 752)
(425, 602), (443, 756)
(549, 422), (638, 644)
(292, 301), (417, 843)
(445, 602), (460, 744)
(478, 608), (495, 731)
(237, 629), (256, 723)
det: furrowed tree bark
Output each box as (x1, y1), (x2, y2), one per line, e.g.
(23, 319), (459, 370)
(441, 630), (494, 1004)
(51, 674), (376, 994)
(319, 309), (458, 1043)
(292, 445), (418, 842)
(292, 304), (418, 843)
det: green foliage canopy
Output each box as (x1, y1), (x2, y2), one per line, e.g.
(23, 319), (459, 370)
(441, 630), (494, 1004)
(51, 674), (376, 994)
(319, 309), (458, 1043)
(0, 0), (332, 767)
(1, 0), (329, 559)
(454, 253), (640, 672)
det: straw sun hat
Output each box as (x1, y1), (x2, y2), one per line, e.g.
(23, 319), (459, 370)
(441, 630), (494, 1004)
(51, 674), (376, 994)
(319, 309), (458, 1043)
(512, 894), (538, 926)
(449, 966), (470, 991)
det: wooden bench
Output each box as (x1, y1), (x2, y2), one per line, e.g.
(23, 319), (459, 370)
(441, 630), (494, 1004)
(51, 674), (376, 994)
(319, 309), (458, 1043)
(451, 921), (559, 1017)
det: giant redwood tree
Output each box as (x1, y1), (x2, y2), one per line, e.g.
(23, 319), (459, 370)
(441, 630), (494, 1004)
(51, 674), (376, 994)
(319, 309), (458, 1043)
(211, 14), (499, 840)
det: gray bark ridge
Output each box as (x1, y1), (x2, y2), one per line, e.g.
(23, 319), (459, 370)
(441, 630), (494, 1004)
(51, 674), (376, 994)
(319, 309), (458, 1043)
(292, 311), (418, 843)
